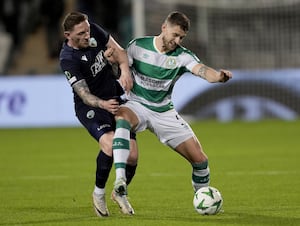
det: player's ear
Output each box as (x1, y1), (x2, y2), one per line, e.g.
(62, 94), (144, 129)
(161, 22), (167, 32)
(64, 31), (70, 39)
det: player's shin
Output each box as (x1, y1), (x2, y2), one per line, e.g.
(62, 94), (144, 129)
(191, 160), (210, 192)
(126, 164), (137, 185)
(112, 119), (131, 181)
(95, 150), (113, 190)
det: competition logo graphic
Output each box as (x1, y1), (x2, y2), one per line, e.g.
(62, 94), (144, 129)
(64, 71), (77, 84)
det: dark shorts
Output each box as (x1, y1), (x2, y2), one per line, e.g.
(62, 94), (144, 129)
(75, 104), (136, 142)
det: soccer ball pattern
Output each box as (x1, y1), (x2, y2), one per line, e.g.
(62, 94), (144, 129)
(193, 186), (223, 215)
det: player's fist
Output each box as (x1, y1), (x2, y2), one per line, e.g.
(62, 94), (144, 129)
(219, 69), (232, 83)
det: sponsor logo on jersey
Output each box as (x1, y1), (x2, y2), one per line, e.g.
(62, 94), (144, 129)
(91, 50), (107, 76)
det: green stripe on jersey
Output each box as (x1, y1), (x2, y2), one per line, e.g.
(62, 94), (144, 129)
(134, 59), (186, 80)
(140, 102), (174, 112)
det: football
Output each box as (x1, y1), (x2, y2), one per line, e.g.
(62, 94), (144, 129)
(193, 186), (223, 215)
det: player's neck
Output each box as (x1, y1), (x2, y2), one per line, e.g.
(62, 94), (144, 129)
(67, 40), (79, 50)
(154, 35), (166, 53)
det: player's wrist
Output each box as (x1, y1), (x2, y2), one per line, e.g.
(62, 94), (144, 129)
(98, 99), (104, 109)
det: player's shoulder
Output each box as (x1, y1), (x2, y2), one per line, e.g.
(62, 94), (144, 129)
(173, 45), (201, 63)
(90, 22), (109, 44)
(173, 45), (197, 58)
(128, 36), (154, 47)
(59, 42), (84, 64)
(60, 42), (73, 59)
(177, 45), (194, 54)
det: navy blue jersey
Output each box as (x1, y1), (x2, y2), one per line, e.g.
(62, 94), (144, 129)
(59, 22), (123, 107)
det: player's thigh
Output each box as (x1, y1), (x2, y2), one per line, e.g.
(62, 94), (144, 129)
(175, 136), (208, 163)
(119, 101), (148, 132)
(76, 105), (115, 152)
(151, 109), (194, 147)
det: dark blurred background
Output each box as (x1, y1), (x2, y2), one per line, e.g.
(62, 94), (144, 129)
(0, 0), (299, 75)
(0, 0), (132, 75)
(1, 0), (300, 125)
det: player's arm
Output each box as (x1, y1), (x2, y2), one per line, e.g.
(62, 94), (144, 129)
(191, 63), (232, 83)
(105, 36), (133, 92)
(72, 79), (119, 114)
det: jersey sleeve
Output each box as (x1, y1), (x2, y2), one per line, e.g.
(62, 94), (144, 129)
(90, 23), (109, 47)
(182, 49), (202, 72)
(60, 57), (83, 86)
(127, 39), (136, 67)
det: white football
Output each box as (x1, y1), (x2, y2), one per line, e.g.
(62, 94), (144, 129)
(193, 186), (223, 215)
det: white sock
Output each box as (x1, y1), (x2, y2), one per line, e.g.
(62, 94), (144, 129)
(94, 186), (105, 195)
(113, 119), (131, 181)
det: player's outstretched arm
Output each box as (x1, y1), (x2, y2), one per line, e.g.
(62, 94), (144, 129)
(192, 63), (232, 83)
(106, 36), (133, 92)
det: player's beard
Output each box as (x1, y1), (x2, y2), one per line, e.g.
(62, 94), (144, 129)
(75, 38), (89, 49)
(162, 36), (177, 52)
(80, 38), (89, 48)
(70, 37), (89, 49)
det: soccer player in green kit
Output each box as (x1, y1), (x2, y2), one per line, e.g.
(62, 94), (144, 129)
(111, 11), (232, 212)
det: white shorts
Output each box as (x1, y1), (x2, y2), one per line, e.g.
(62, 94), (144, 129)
(123, 101), (195, 149)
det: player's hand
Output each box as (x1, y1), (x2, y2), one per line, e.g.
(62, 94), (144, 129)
(219, 69), (232, 83)
(104, 47), (116, 64)
(119, 70), (133, 92)
(100, 99), (120, 115)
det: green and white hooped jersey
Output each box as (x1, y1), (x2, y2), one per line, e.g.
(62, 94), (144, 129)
(127, 36), (201, 112)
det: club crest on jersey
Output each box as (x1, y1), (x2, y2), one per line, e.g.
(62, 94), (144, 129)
(86, 110), (95, 119)
(165, 57), (177, 69)
(89, 37), (97, 47)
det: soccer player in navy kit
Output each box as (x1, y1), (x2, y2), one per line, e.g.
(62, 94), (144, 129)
(59, 12), (136, 216)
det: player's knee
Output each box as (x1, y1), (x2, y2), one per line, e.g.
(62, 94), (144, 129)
(115, 115), (125, 121)
(99, 133), (114, 155)
(116, 107), (138, 126)
(100, 144), (113, 155)
(115, 107), (128, 119)
(193, 148), (208, 163)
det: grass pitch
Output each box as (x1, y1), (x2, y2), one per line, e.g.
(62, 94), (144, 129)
(0, 120), (299, 226)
